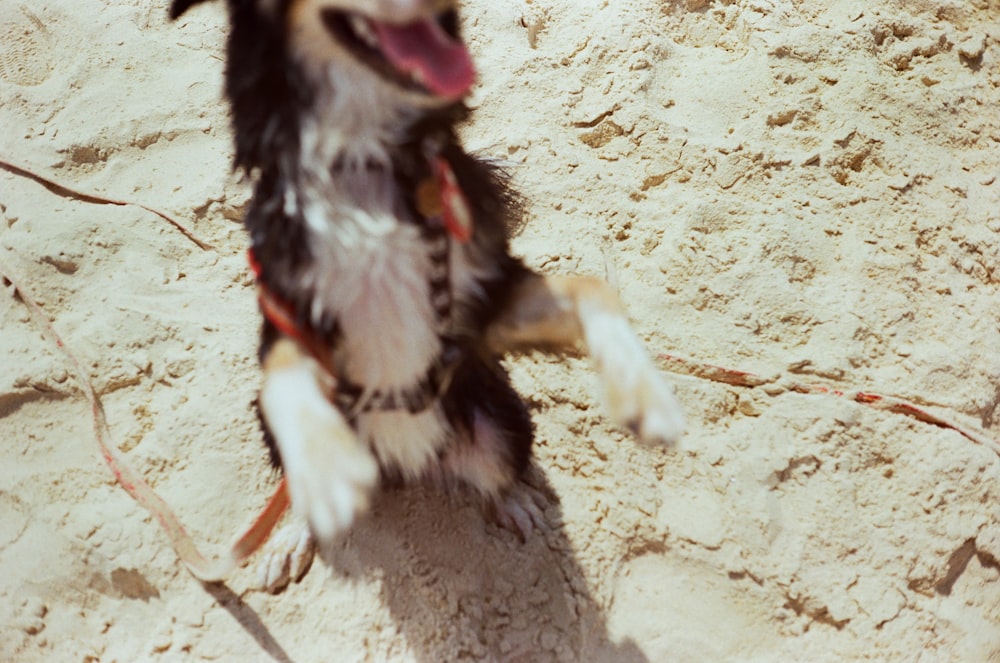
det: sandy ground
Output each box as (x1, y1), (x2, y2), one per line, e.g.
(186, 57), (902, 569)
(2, 0), (1000, 660)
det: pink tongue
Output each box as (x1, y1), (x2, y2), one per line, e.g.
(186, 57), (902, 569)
(372, 18), (476, 99)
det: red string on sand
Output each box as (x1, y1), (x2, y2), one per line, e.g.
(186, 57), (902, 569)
(1, 257), (286, 582)
(659, 353), (1000, 457)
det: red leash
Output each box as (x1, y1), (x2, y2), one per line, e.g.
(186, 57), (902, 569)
(1, 257), (288, 583)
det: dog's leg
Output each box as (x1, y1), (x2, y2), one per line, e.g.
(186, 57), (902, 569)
(436, 358), (548, 539)
(255, 337), (379, 592)
(438, 408), (548, 539)
(486, 273), (685, 445)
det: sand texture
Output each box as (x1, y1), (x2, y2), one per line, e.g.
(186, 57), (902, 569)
(2, 0), (1000, 660)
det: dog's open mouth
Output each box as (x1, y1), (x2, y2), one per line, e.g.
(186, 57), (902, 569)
(321, 9), (475, 100)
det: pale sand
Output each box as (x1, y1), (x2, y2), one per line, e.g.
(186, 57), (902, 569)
(2, 1), (999, 660)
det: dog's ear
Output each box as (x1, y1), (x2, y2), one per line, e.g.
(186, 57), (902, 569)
(169, 0), (211, 19)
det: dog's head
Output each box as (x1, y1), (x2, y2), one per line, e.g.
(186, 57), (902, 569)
(170, 0), (475, 104)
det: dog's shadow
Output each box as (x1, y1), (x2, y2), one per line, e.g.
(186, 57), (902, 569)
(321, 467), (650, 663)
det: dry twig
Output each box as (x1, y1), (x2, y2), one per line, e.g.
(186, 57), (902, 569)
(659, 353), (1000, 457)
(1, 158), (213, 251)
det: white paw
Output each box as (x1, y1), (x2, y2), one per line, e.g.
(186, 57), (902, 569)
(260, 363), (380, 543)
(255, 522), (316, 593)
(580, 304), (685, 446)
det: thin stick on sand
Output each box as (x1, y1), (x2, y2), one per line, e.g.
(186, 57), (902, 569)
(1, 158), (213, 251)
(658, 353), (1000, 457)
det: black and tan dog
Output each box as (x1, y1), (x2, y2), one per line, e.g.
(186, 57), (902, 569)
(170, 0), (684, 591)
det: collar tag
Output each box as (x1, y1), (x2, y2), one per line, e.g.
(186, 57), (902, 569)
(433, 156), (473, 243)
(416, 156), (473, 243)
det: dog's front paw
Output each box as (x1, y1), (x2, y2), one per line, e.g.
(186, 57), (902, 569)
(261, 362), (380, 542)
(283, 417), (380, 542)
(581, 305), (685, 446)
(256, 522), (316, 593)
(609, 360), (685, 446)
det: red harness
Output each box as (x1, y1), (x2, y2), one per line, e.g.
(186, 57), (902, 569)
(249, 155), (473, 402)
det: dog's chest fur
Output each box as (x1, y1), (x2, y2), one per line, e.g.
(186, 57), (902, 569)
(301, 167), (444, 390)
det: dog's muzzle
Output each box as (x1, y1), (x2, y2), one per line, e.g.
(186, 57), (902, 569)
(320, 8), (475, 99)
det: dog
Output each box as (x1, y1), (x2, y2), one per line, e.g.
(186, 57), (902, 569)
(169, 0), (685, 592)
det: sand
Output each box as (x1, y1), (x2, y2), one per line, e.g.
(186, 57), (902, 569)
(2, 0), (999, 660)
